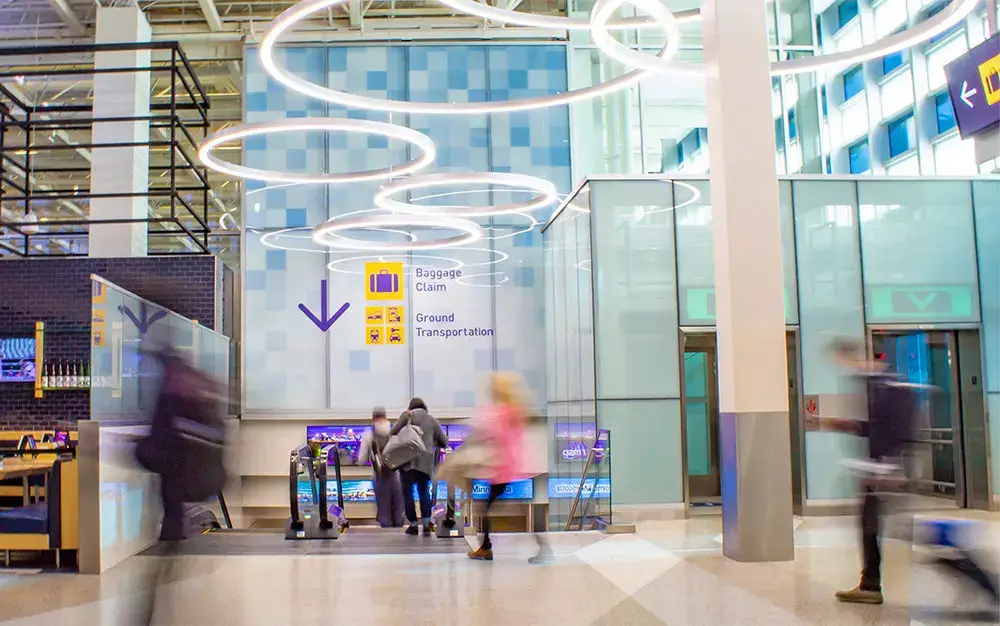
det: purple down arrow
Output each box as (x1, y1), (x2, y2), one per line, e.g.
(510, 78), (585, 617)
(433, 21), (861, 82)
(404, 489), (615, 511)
(298, 280), (350, 332)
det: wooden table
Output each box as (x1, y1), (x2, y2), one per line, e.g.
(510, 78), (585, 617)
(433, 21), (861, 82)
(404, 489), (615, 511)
(0, 459), (53, 505)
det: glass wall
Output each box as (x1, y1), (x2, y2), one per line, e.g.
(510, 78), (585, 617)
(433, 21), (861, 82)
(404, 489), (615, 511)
(566, 1), (999, 182)
(544, 176), (1000, 508)
(90, 276), (231, 422)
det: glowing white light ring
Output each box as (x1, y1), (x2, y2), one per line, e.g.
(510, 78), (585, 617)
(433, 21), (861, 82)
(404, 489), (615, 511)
(260, 0), (669, 115)
(374, 172), (559, 217)
(435, 0), (700, 31)
(328, 254), (465, 276)
(408, 189), (540, 239)
(565, 180), (700, 214)
(198, 118), (436, 184)
(590, 0), (682, 75)
(576, 259), (592, 273)
(326, 247), (509, 275)
(456, 271), (509, 288)
(771, 0), (979, 75)
(258, 210), (417, 254)
(584, 0), (978, 77)
(313, 214), (485, 251)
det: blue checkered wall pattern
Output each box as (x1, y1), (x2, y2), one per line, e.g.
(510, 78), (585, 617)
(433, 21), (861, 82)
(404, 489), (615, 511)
(242, 44), (570, 414)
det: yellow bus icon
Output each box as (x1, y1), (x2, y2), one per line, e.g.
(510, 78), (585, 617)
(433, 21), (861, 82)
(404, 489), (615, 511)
(980, 51), (1000, 106)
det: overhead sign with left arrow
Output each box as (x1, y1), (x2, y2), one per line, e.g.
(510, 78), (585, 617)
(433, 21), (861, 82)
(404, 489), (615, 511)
(944, 32), (1000, 140)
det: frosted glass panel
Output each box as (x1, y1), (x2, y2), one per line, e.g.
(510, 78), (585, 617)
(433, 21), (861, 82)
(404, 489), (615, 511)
(675, 180), (796, 325)
(859, 180), (980, 324)
(598, 399), (683, 504)
(935, 135), (978, 174)
(927, 36), (969, 90)
(676, 180), (714, 326)
(879, 71), (914, 118)
(792, 180), (865, 500)
(874, 0), (907, 37)
(972, 181), (1000, 495)
(886, 153), (920, 175)
(591, 180), (680, 399)
(840, 97), (869, 141)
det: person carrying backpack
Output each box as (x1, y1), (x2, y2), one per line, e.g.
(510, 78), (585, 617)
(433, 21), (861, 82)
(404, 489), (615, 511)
(358, 406), (404, 528)
(387, 398), (448, 536)
(135, 347), (228, 541)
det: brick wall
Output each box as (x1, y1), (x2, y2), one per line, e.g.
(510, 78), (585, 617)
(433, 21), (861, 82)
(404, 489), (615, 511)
(0, 256), (223, 430)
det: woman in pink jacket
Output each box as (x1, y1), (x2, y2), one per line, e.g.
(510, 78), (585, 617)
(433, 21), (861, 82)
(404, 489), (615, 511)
(468, 373), (550, 563)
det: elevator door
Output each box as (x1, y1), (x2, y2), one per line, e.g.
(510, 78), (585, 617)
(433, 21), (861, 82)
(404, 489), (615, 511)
(683, 332), (800, 509)
(871, 329), (990, 510)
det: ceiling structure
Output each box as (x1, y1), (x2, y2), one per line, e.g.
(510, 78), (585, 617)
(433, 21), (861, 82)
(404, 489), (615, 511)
(0, 0), (714, 261)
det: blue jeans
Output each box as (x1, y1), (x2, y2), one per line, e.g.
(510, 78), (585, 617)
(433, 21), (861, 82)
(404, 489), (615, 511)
(400, 469), (431, 526)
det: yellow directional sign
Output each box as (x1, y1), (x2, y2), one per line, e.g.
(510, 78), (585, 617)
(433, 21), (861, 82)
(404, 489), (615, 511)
(365, 306), (385, 325)
(386, 306), (404, 324)
(387, 325), (405, 345)
(366, 326), (384, 345)
(365, 262), (404, 301)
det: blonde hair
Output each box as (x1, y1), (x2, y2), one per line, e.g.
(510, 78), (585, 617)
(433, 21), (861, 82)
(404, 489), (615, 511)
(489, 371), (527, 411)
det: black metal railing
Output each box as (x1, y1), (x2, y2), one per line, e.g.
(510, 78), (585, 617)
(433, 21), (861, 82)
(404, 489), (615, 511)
(0, 41), (213, 257)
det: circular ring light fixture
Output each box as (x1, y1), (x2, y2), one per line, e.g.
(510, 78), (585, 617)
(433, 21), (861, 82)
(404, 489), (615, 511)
(313, 214), (485, 251)
(259, 210), (417, 254)
(260, 0), (672, 115)
(199, 118), (436, 184)
(590, 0), (683, 76)
(374, 172), (559, 217)
(770, 0), (979, 75)
(328, 254), (465, 275)
(436, 0), (699, 30)
(456, 271), (509, 288)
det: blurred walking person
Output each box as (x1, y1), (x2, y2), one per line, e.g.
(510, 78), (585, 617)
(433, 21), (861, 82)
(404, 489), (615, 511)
(358, 406), (404, 528)
(468, 372), (550, 563)
(808, 339), (915, 604)
(134, 344), (228, 623)
(390, 398), (448, 535)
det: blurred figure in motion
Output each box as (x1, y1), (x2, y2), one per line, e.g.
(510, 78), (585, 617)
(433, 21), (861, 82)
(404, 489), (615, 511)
(391, 397), (448, 536)
(809, 338), (915, 604)
(468, 372), (550, 564)
(812, 339), (997, 610)
(134, 343), (228, 624)
(358, 406), (404, 528)
(136, 345), (228, 540)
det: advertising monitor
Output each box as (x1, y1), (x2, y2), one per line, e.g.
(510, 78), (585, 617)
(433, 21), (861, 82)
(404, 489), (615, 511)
(306, 425), (370, 465)
(0, 337), (36, 383)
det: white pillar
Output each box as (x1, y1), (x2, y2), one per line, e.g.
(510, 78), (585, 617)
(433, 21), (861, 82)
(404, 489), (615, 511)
(89, 6), (151, 257)
(702, 0), (794, 562)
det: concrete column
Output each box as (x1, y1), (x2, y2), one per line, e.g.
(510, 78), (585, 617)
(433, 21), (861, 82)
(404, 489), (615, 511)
(702, 0), (794, 562)
(89, 6), (151, 257)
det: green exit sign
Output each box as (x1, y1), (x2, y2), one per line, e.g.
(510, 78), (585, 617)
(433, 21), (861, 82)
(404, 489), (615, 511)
(684, 287), (793, 323)
(868, 285), (975, 320)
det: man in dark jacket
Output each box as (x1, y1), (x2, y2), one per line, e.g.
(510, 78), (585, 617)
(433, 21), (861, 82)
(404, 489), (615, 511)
(809, 339), (914, 605)
(390, 397), (448, 535)
(815, 339), (995, 607)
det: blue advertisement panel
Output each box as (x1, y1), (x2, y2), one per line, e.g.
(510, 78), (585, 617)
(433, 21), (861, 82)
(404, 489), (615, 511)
(548, 476), (611, 500)
(945, 33), (1000, 139)
(297, 477), (534, 504)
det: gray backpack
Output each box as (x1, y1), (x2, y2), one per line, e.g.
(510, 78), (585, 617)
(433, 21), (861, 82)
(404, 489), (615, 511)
(383, 412), (426, 470)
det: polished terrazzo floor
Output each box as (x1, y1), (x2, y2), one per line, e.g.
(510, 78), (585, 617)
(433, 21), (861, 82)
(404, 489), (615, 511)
(1, 512), (999, 625)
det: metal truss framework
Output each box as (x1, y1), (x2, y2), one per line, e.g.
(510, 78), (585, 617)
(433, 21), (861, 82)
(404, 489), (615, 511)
(0, 41), (216, 257)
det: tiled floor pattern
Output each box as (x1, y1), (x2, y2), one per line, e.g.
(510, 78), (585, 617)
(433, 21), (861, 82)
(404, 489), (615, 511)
(0, 513), (998, 625)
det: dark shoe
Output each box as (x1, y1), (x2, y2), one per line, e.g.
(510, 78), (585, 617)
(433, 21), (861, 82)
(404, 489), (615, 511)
(468, 546), (493, 561)
(836, 585), (883, 605)
(404, 525), (419, 536)
(423, 522), (435, 536)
